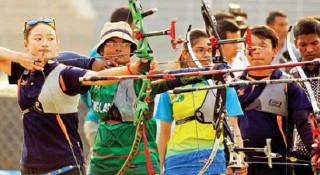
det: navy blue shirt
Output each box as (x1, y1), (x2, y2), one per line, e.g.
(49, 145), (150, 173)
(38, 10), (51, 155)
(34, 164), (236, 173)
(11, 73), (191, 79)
(236, 69), (313, 162)
(9, 61), (89, 168)
(56, 51), (94, 70)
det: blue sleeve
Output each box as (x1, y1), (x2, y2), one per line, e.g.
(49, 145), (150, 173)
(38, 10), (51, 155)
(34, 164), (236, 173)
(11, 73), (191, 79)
(225, 87), (243, 117)
(81, 91), (92, 108)
(89, 48), (101, 58)
(85, 108), (99, 123)
(154, 92), (174, 123)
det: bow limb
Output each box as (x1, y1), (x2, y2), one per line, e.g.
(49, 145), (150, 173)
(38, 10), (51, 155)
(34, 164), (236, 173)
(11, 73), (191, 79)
(196, 1), (230, 174)
(197, 109), (226, 175)
(129, 0), (155, 74)
(116, 79), (152, 175)
(201, 0), (225, 63)
(287, 26), (320, 171)
(287, 28), (320, 148)
(185, 22), (221, 175)
(116, 1), (155, 174)
(286, 26), (320, 116)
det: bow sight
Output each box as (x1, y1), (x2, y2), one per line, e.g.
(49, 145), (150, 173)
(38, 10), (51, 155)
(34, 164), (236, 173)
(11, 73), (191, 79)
(227, 138), (277, 169)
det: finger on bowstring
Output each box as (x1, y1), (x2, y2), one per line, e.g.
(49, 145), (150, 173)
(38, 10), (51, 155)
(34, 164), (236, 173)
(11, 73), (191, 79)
(34, 60), (45, 67)
(110, 60), (118, 67)
(32, 63), (44, 71)
(35, 57), (45, 64)
(104, 61), (113, 69)
(33, 59), (43, 66)
(105, 60), (118, 68)
(31, 54), (42, 62)
(24, 59), (34, 66)
(33, 58), (45, 64)
(21, 61), (35, 71)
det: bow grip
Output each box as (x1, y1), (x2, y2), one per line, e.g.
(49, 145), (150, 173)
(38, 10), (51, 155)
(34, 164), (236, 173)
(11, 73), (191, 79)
(138, 60), (151, 75)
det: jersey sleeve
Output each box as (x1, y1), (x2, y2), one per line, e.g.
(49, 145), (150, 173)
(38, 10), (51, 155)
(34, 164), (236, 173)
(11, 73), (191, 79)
(225, 87), (244, 117)
(57, 51), (94, 70)
(154, 91), (174, 123)
(8, 62), (25, 84)
(60, 66), (90, 95)
(287, 82), (312, 111)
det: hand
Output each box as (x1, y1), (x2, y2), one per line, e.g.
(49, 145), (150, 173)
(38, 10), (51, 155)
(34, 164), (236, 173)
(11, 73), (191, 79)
(227, 163), (249, 175)
(128, 59), (142, 75)
(311, 143), (320, 174)
(212, 62), (231, 70)
(226, 167), (234, 175)
(313, 160), (320, 175)
(92, 59), (118, 71)
(212, 62), (231, 81)
(312, 155), (320, 175)
(150, 60), (158, 71)
(136, 58), (158, 75)
(18, 54), (44, 71)
(234, 163), (248, 175)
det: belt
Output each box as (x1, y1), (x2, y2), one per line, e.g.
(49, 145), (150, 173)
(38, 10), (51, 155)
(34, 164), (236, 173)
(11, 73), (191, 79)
(175, 116), (195, 125)
(21, 105), (43, 115)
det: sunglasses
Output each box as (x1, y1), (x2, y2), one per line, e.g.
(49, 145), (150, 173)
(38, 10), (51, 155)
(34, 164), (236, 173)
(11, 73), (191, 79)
(105, 42), (132, 49)
(24, 18), (55, 32)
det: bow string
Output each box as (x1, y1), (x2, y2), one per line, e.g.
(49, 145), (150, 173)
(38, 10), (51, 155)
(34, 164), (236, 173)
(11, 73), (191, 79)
(116, 1), (155, 174)
(286, 26), (320, 172)
(198, 1), (253, 174)
(196, 1), (230, 174)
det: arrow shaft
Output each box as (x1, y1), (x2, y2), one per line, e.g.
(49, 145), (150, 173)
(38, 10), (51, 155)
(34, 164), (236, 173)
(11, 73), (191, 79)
(246, 161), (309, 166)
(80, 60), (320, 82)
(172, 77), (320, 94)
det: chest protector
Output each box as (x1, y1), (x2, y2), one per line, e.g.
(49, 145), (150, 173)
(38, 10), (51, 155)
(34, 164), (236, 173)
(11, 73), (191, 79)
(244, 74), (289, 116)
(36, 64), (80, 114)
(106, 80), (138, 122)
(170, 82), (219, 124)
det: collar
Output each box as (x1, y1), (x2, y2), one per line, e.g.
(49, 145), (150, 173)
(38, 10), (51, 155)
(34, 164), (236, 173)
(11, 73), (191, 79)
(239, 69), (283, 80)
